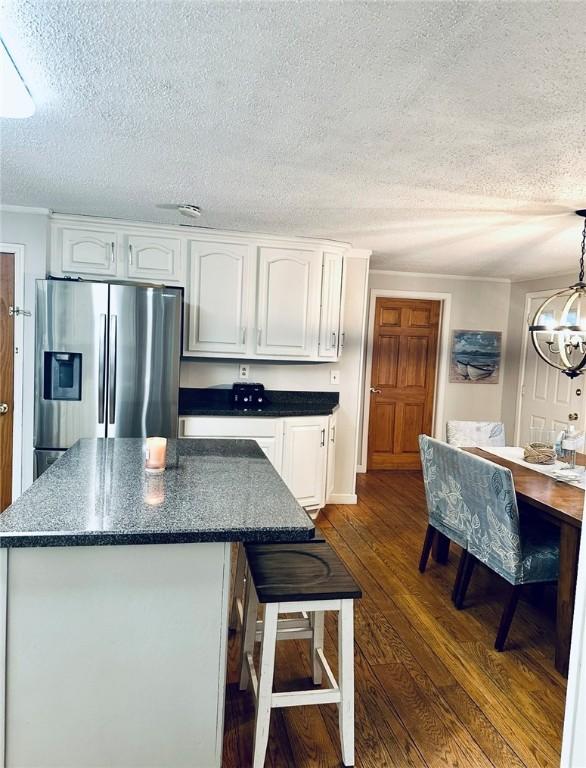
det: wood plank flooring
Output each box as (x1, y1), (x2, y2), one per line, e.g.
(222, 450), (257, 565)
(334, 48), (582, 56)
(223, 470), (566, 767)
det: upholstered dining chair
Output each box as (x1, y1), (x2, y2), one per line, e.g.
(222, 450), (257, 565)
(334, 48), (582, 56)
(450, 450), (560, 651)
(446, 420), (506, 448)
(418, 435), (472, 601)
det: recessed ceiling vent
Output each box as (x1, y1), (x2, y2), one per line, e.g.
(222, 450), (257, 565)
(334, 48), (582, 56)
(178, 204), (201, 218)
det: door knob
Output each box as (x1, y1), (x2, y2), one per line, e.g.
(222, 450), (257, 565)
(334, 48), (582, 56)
(370, 387), (382, 394)
(0, 403), (8, 415)
(569, 412), (579, 421)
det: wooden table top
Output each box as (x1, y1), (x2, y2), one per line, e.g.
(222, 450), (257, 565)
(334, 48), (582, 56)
(466, 447), (584, 529)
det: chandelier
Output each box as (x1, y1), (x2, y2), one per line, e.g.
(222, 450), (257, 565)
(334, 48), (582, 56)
(529, 210), (586, 378)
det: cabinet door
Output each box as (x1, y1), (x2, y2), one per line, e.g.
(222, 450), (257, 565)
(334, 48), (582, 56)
(60, 227), (118, 276)
(326, 412), (337, 502)
(254, 437), (282, 473)
(318, 251), (343, 359)
(126, 234), (183, 283)
(256, 246), (321, 357)
(282, 417), (328, 508)
(186, 241), (252, 355)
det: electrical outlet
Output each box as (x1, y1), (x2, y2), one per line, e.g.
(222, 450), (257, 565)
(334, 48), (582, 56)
(330, 369), (340, 385)
(239, 364), (250, 380)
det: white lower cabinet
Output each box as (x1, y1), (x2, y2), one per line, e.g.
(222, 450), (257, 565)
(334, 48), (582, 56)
(281, 417), (328, 508)
(326, 411), (337, 502)
(179, 413), (336, 510)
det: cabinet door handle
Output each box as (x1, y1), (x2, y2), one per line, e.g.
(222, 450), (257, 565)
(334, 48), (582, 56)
(110, 242), (115, 263)
(332, 331), (337, 348)
(241, 327), (247, 345)
(128, 243), (133, 266)
(257, 328), (262, 347)
(320, 428), (326, 447)
(330, 425), (336, 443)
(340, 332), (345, 348)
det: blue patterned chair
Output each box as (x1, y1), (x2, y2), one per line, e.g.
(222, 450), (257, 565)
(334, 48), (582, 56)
(418, 435), (472, 601)
(445, 448), (560, 650)
(446, 420), (505, 448)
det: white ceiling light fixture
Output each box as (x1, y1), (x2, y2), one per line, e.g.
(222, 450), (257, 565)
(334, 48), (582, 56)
(177, 204), (201, 218)
(529, 210), (586, 378)
(0, 37), (35, 119)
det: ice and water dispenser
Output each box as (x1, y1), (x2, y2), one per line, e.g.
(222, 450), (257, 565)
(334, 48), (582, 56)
(43, 352), (82, 401)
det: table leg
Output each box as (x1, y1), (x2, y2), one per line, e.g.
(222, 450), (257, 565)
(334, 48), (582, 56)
(432, 532), (450, 564)
(556, 524), (581, 677)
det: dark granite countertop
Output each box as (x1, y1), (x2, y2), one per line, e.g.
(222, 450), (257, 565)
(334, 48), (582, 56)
(179, 388), (339, 418)
(0, 439), (314, 548)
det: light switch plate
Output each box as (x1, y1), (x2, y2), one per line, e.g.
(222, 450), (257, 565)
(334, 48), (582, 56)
(239, 364), (250, 380)
(330, 369), (340, 385)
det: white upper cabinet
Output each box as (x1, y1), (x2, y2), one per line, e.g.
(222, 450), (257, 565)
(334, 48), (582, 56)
(60, 227), (119, 276)
(186, 240), (253, 355)
(256, 246), (322, 357)
(50, 215), (347, 362)
(318, 251), (344, 359)
(126, 234), (184, 283)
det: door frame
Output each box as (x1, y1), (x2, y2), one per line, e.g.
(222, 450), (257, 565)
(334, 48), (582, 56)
(359, 288), (451, 472)
(513, 287), (565, 445)
(1, 243), (25, 500)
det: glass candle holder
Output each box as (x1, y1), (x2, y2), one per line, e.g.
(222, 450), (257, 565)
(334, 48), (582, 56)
(145, 437), (167, 474)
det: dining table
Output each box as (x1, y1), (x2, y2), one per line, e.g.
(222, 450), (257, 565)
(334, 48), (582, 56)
(432, 445), (583, 677)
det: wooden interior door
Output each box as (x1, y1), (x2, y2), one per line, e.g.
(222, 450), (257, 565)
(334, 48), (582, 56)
(0, 253), (15, 510)
(368, 297), (440, 470)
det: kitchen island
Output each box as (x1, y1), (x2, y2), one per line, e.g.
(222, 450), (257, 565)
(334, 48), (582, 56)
(0, 438), (314, 768)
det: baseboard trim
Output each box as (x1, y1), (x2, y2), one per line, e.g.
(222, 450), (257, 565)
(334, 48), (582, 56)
(356, 464), (366, 474)
(327, 493), (358, 505)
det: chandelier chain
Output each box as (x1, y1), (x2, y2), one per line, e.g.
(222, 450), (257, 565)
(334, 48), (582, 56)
(581, 218), (586, 283)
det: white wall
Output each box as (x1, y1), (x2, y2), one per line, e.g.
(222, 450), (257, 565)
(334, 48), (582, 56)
(359, 271), (511, 460)
(0, 209), (49, 492)
(181, 253), (370, 502)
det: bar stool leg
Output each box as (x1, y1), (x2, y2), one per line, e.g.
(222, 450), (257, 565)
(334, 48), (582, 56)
(239, 577), (258, 691)
(311, 611), (325, 685)
(338, 599), (355, 766)
(253, 602), (279, 768)
(230, 543), (246, 630)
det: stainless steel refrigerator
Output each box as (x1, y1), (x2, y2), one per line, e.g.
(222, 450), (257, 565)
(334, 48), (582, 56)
(34, 279), (182, 478)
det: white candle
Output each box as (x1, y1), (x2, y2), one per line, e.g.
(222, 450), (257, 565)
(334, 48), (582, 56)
(145, 437), (167, 473)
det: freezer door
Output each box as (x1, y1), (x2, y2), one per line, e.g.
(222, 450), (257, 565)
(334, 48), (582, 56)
(35, 280), (109, 450)
(107, 284), (181, 438)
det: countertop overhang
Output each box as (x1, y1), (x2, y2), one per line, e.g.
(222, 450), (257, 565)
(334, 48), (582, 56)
(0, 439), (315, 548)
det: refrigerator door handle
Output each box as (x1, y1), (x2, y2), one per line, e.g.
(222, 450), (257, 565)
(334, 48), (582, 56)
(98, 314), (107, 424)
(108, 314), (118, 424)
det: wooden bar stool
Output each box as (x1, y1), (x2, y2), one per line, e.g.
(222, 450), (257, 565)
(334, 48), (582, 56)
(239, 541), (362, 767)
(229, 527), (327, 631)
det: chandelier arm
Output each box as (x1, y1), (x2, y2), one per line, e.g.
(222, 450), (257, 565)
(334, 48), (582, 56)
(558, 335), (575, 370)
(530, 332), (568, 371)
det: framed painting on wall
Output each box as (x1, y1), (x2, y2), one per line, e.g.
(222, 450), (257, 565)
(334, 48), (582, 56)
(449, 329), (502, 383)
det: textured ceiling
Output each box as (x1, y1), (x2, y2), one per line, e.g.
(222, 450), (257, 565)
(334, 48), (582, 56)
(1, 0), (585, 280)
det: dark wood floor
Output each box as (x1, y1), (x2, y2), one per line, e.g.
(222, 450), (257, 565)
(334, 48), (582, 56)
(223, 470), (566, 767)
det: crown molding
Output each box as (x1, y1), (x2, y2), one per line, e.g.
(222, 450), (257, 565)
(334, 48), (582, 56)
(368, 268), (510, 284)
(0, 204), (51, 215)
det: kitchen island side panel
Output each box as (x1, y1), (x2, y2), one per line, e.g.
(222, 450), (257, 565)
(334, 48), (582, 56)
(3, 542), (231, 768)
